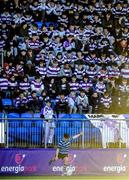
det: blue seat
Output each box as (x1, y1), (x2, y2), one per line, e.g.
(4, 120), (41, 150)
(21, 113), (33, 118)
(8, 113), (20, 118)
(2, 99), (12, 106)
(70, 114), (85, 119)
(35, 22), (42, 28)
(45, 22), (51, 27)
(58, 113), (70, 119)
(33, 113), (40, 118)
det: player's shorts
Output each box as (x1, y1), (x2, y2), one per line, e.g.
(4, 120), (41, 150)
(58, 153), (68, 159)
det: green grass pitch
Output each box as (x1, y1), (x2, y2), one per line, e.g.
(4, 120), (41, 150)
(0, 176), (129, 180)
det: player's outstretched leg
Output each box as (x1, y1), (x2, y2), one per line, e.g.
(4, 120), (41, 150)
(62, 156), (69, 176)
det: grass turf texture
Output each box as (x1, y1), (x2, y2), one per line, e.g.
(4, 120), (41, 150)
(0, 176), (129, 180)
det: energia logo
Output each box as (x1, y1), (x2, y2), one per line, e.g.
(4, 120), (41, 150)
(103, 153), (128, 174)
(15, 153), (26, 165)
(1, 153), (25, 174)
(0, 153), (37, 174)
(52, 154), (77, 175)
(103, 165), (126, 174)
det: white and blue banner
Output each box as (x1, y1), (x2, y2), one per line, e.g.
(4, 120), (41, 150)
(85, 114), (129, 148)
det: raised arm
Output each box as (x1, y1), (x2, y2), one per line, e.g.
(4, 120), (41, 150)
(55, 148), (60, 160)
(72, 132), (83, 139)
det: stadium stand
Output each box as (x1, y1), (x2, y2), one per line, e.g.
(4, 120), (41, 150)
(0, 0), (129, 115)
(0, 0), (129, 148)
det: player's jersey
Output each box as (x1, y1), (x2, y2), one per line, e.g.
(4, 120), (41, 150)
(58, 138), (73, 154)
(41, 105), (53, 120)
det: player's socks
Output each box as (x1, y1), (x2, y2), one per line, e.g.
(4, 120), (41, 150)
(62, 164), (68, 176)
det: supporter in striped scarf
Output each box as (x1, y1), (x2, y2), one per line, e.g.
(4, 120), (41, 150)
(97, 67), (108, 82)
(108, 63), (120, 80)
(121, 64), (129, 81)
(55, 93), (69, 116)
(0, 36), (5, 53)
(79, 75), (93, 95)
(60, 62), (72, 78)
(100, 92), (112, 113)
(95, 77), (107, 95)
(19, 76), (30, 95)
(27, 33), (43, 51)
(0, 71), (9, 98)
(74, 63), (86, 81)
(69, 75), (80, 92)
(20, 11), (34, 25)
(86, 63), (98, 80)
(119, 78), (129, 95)
(30, 76), (44, 95)
(14, 92), (28, 113)
(35, 60), (47, 79)
(47, 60), (61, 77)
(28, 24), (42, 38)
(0, 8), (12, 25)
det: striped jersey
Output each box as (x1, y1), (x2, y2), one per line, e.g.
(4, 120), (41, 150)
(47, 66), (60, 77)
(0, 13), (12, 24)
(108, 68), (120, 78)
(69, 82), (80, 91)
(121, 68), (129, 79)
(15, 97), (27, 108)
(0, 39), (5, 52)
(100, 96), (112, 107)
(74, 67), (86, 80)
(28, 40), (43, 50)
(41, 105), (53, 120)
(80, 81), (93, 91)
(19, 81), (30, 91)
(0, 77), (8, 90)
(95, 82), (106, 94)
(58, 138), (73, 154)
(36, 66), (47, 78)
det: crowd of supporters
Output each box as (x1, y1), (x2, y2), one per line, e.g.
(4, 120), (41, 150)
(0, 0), (129, 114)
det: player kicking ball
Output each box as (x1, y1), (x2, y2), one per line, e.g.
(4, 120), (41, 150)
(49, 132), (83, 176)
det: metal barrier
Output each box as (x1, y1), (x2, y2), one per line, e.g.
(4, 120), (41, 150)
(0, 118), (129, 149)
